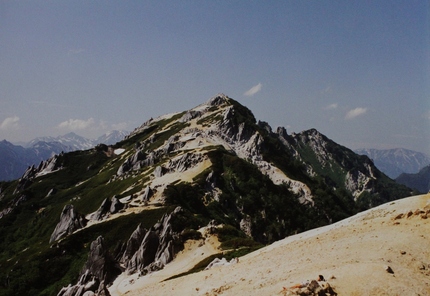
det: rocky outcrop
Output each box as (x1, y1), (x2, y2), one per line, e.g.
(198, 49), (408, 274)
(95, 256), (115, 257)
(153, 165), (164, 178)
(345, 168), (376, 199)
(204, 257), (239, 270)
(124, 207), (182, 275)
(57, 236), (119, 296)
(0, 192), (31, 219)
(141, 186), (153, 203)
(116, 150), (147, 175)
(36, 154), (62, 176)
(120, 223), (147, 264)
(216, 107), (256, 145)
(89, 198), (111, 221)
(109, 196), (124, 214)
(81, 236), (119, 284)
(125, 229), (159, 274)
(89, 196), (125, 222)
(165, 152), (206, 173)
(56, 206), (185, 296)
(285, 279), (337, 296)
(163, 135), (185, 154)
(179, 110), (203, 123)
(46, 188), (57, 197)
(117, 148), (162, 176)
(4, 156), (63, 218)
(13, 154), (63, 194)
(258, 120), (273, 134)
(0, 207), (12, 219)
(207, 93), (230, 107)
(50, 204), (87, 243)
(240, 216), (252, 237)
(14, 165), (38, 194)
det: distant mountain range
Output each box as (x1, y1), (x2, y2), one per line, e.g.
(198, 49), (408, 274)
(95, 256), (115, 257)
(0, 131), (128, 181)
(396, 165), (430, 193)
(354, 148), (430, 179)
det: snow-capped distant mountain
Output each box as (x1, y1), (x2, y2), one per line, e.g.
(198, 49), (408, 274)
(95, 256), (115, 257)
(95, 130), (129, 146)
(26, 131), (129, 150)
(0, 131), (128, 181)
(26, 132), (93, 150)
(354, 148), (430, 179)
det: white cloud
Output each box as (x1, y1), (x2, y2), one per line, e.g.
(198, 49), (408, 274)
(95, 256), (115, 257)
(345, 107), (367, 120)
(58, 118), (95, 131)
(244, 83), (262, 96)
(320, 86), (332, 94)
(0, 116), (21, 130)
(325, 103), (338, 110)
(57, 118), (126, 134)
(68, 48), (85, 55)
(111, 122), (128, 130)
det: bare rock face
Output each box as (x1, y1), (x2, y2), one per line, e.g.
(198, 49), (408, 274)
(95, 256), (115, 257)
(163, 135), (185, 154)
(3, 156), (63, 218)
(240, 215), (252, 237)
(141, 186), (153, 203)
(36, 154), (62, 176)
(208, 93), (230, 107)
(82, 236), (118, 283)
(89, 198), (111, 221)
(46, 188), (57, 197)
(165, 152), (206, 173)
(14, 165), (38, 194)
(120, 223), (147, 264)
(287, 279), (337, 296)
(116, 147), (161, 176)
(153, 165), (164, 178)
(126, 230), (159, 274)
(16, 154), (63, 194)
(89, 196), (125, 222)
(179, 110), (203, 123)
(109, 196), (124, 214)
(0, 207), (12, 219)
(124, 207), (182, 275)
(57, 236), (119, 296)
(50, 204), (87, 243)
(345, 167), (376, 200)
(116, 150), (145, 175)
(258, 120), (273, 134)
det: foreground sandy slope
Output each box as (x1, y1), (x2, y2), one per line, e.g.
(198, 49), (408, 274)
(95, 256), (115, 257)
(110, 193), (430, 295)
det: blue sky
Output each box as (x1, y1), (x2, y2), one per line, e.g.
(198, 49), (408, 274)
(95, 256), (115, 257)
(0, 1), (429, 154)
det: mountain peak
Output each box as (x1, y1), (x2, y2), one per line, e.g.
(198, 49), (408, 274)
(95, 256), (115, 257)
(63, 132), (80, 137)
(207, 93), (232, 106)
(0, 94), (413, 296)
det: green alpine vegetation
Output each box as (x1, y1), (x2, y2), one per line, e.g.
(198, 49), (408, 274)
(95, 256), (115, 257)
(0, 95), (414, 296)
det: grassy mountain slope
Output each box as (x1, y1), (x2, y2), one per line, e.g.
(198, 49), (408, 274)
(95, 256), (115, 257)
(0, 95), (413, 296)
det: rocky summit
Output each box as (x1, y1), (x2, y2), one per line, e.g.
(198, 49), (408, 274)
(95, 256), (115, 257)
(0, 94), (414, 296)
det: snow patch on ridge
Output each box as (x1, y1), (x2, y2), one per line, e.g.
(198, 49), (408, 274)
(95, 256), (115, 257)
(114, 148), (125, 155)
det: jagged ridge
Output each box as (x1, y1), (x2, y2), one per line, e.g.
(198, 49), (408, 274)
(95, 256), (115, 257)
(0, 94), (413, 296)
